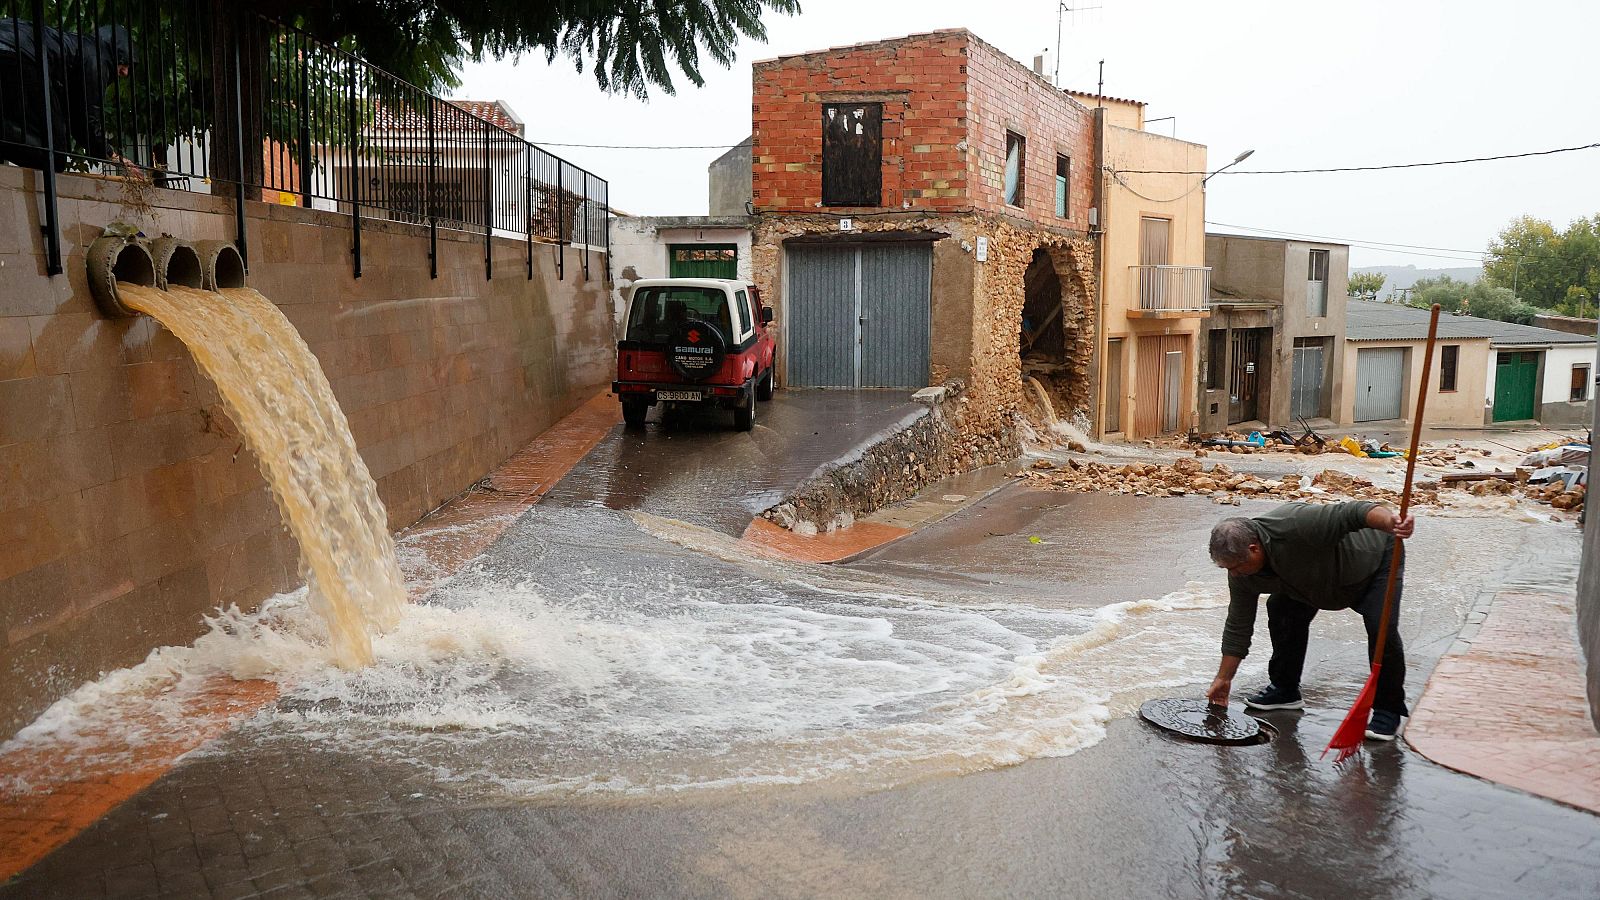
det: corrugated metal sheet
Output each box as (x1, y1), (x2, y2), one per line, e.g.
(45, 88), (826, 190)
(787, 242), (931, 389)
(787, 245), (857, 387)
(1354, 347), (1406, 421)
(1291, 341), (1326, 419)
(1346, 299), (1593, 345)
(860, 243), (932, 388)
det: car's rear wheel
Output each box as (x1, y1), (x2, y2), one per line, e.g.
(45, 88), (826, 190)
(733, 392), (756, 432)
(622, 398), (649, 429)
(756, 368), (774, 401)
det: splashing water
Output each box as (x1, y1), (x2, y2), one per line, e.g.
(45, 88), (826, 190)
(117, 284), (405, 666)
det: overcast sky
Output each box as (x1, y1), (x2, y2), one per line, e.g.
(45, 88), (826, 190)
(455, 0), (1599, 270)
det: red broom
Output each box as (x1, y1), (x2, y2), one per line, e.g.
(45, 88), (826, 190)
(1323, 303), (1442, 764)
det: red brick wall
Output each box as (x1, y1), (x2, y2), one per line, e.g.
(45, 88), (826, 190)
(750, 30), (1095, 234)
(964, 37), (1094, 232)
(752, 31), (971, 214)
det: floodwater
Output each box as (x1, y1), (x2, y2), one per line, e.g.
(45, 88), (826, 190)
(4, 393), (1597, 896)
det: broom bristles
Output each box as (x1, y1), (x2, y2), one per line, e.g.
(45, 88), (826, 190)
(1323, 663), (1381, 764)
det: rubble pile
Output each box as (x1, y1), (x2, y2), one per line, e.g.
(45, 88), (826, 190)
(1015, 458), (1438, 507)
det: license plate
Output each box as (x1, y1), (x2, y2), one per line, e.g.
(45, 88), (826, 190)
(657, 390), (702, 401)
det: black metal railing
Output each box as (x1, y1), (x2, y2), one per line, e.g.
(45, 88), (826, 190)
(0, 0), (608, 279)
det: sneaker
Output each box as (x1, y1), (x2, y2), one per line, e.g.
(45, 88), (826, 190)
(1365, 709), (1405, 741)
(1243, 684), (1305, 710)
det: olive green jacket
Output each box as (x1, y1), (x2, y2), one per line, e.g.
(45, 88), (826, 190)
(1221, 501), (1391, 658)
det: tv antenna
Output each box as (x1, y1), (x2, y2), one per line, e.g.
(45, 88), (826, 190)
(1053, 2), (1104, 87)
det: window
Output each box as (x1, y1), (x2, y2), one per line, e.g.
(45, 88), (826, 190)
(1439, 345), (1459, 392)
(1574, 364), (1591, 402)
(822, 103), (883, 206)
(626, 286), (733, 343)
(1004, 131), (1026, 207)
(1307, 249), (1329, 317)
(1055, 155), (1070, 217)
(735, 289), (754, 340)
(1206, 329), (1227, 389)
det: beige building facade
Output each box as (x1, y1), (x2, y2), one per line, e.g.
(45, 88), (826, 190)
(1201, 235), (1349, 430)
(1080, 93), (1209, 439)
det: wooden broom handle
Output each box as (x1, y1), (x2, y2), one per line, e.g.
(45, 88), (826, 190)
(1371, 303), (1442, 663)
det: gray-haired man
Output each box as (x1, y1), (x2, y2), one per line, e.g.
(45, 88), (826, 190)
(1205, 501), (1415, 741)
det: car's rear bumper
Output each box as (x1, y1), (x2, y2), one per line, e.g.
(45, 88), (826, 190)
(613, 378), (753, 407)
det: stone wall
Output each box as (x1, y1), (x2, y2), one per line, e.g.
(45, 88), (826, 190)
(0, 168), (612, 738)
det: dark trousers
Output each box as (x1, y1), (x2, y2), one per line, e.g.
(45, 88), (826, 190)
(1265, 545), (1408, 715)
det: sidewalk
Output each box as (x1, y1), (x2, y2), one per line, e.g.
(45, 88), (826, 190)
(1407, 587), (1600, 814)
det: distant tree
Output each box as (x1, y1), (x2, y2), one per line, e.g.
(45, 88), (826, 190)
(1410, 275), (1538, 325)
(1483, 214), (1600, 310)
(1348, 271), (1386, 302)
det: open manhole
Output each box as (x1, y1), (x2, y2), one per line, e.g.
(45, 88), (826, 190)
(1139, 698), (1275, 746)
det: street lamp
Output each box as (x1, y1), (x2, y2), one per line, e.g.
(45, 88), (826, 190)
(1202, 149), (1256, 186)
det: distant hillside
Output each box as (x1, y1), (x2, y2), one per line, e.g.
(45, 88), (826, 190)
(1353, 264), (1483, 300)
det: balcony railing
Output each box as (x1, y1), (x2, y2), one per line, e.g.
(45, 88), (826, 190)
(1133, 265), (1211, 313)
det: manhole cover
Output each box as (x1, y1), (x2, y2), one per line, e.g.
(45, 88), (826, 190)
(1139, 698), (1265, 745)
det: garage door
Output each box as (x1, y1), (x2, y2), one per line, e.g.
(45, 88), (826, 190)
(787, 242), (931, 388)
(1354, 347), (1406, 421)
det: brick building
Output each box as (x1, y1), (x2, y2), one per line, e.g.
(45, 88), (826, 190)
(749, 30), (1100, 451)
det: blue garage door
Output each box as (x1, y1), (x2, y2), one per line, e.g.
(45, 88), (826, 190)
(787, 242), (931, 388)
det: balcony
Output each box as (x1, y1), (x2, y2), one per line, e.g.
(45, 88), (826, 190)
(1130, 265), (1211, 319)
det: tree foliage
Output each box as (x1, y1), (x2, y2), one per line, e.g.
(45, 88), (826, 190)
(269, 0), (803, 98)
(1483, 214), (1600, 311)
(1347, 271), (1385, 302)
(1409, 275), (1539, 325)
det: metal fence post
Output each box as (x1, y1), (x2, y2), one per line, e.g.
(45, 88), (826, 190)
(483, 118), (491, 280)
(581, 170), (590, 280)
(524, 149), (533, 280)
(298, 36), (312, 207)
(347, 55), (362, 278)
(426, 95), (437, 279)
(556, 161), (565, 281)
(30, 0), (62, 276)
(231, 11), (249, 272)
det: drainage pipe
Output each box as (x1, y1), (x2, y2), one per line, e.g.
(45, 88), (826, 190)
(194, 240), (247, 291)
(146, 237), (204, 291)
(85, 236), (156, 317)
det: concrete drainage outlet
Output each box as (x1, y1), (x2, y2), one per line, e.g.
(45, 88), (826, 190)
(147, 237), (203, 291)
(85, 235), (156, 317)
(195, 240), (246, 290)
(1138, 698), (1276, 746)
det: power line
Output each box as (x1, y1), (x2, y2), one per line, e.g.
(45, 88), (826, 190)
(1116, 141), (1600, 176)
(1205, 220), (1574, 264)
(532, 140), (739, 150)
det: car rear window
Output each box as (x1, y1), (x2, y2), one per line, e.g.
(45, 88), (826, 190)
(626, 286), (734, 343)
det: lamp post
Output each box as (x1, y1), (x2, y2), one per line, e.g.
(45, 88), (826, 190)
(1202, 149), (1256, 186)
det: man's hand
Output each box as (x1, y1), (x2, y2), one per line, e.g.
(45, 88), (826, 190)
(1206, 675), (1231, 706)
(1366, 505), (1415, 539)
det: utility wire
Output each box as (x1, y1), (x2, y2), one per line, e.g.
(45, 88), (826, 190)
(532, 141), (740, 149)
(1206, 220), (1574, 264)
(1116, 141), (1600, 175)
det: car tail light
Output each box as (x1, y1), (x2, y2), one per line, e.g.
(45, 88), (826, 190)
(710, 386), (740, 397)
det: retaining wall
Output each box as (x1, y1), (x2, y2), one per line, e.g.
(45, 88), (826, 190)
(0, 167), (612, 738)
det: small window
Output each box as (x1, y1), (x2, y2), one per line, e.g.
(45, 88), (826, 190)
(822, 103), (883, 207)
(1574, 364), (1591, 403)
(735, 289), (754, 340)
(1055, 155), (1070, 217)
(1206, 330), (1227, 389)
(1004, 131), (1026, 207)
(1439, 345), (1459, 392)
(626, 286), (733, 343)
(1307, 249), (1330, 317)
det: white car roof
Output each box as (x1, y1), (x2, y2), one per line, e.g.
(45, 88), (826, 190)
(628, 278), (753, 291)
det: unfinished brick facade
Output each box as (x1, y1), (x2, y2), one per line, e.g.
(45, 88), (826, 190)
(750, 30), (1098, 456)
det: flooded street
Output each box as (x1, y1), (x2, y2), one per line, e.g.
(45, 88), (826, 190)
(5, 401), (1596, 897)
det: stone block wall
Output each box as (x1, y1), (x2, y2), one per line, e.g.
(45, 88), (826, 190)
(0, 168), (612, 738)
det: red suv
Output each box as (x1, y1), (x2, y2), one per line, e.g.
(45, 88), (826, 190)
(614, 278), (777, 431)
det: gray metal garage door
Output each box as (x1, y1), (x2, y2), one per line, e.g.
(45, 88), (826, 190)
(1354, 347), (1406, 421)
(787, 242), (931, 388)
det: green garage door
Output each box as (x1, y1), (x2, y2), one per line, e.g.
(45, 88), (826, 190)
(1493, 351), (1540, 422)
(669, 244), (738, 279)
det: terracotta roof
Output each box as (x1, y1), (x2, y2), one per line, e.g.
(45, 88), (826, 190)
(369, 99), (524, 136)
(1064, 88), (1146, 107)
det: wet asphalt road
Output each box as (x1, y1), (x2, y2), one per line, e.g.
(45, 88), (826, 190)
(5, 401), (1599, 899)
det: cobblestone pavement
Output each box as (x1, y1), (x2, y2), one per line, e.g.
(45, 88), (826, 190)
(4, 434), (1599, 896)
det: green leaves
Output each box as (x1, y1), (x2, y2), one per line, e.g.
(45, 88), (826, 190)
(1347, 271), (1385, 301)
(1483, 214), (1600, 312)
